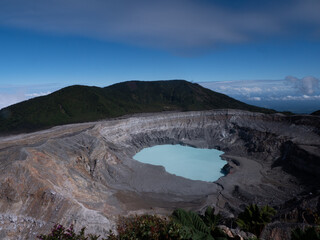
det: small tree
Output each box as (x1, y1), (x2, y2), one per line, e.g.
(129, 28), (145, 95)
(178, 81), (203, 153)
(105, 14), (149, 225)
(236, 204), (276, 236)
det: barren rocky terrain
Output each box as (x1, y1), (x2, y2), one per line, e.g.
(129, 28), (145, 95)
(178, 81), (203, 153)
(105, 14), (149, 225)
(0, 110), (319, 239)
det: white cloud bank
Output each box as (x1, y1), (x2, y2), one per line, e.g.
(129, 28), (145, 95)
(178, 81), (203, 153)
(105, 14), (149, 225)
(200, 76), (320, 113)
(0, 92), (26, 110)
(270, 95), (320, 101)
(0, 90), (51, 110)
(286, 76), (319, 95)
(201, 76), (320, 100)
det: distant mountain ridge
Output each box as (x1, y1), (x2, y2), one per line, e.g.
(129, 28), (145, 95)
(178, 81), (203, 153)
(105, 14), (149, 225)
(312, 110), (320, 116)
(0, 80), (275, 134)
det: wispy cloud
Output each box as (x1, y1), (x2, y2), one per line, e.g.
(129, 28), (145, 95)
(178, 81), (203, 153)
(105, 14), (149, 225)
(25, 91), (52, 98)
(0, 0), (319, 52)
(248, 97), (261, 101)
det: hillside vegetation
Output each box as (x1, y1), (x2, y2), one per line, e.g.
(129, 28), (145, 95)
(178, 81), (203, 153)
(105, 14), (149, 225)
(38, 205), (277, 240)
(0, 80), (275, 134)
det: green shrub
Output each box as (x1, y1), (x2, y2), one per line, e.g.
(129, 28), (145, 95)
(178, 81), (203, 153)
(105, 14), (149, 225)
(37, 217), (181, 240)
(171, 207), (228, 240)
(236, 204), (276, 237)
(291, 226), (320, 240)
(39, 206), (278, 240)
(114, 214), (182, 240)
(37, 224), (101, 240)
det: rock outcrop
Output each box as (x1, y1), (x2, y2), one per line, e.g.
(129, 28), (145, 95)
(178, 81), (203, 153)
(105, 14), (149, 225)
(0, 110), (319, 239)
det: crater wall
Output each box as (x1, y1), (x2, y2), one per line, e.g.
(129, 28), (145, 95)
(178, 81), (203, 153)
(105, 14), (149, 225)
(0, 110), (319, 239)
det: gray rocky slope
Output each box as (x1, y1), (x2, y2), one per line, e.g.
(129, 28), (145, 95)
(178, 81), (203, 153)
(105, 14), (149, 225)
(0, 110), (319, 239)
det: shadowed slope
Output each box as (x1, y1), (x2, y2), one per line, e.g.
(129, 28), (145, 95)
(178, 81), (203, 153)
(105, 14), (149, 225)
(312, 110), (320, 116)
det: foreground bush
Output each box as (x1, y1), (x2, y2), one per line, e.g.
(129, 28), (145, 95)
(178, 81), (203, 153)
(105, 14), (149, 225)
(37, 224), (102, 240)
(37, 215), (182, 240)
(171, 207), (229, 240)
(291, 226), (320, 240)
(112, 214), (182, 240)
(236, 204), (276, 237)
(37, 208), (226, 240)
(38, 205), (278, 240)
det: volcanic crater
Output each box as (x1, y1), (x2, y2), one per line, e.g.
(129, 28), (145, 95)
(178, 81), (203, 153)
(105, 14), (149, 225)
(0, 110), (319, 239)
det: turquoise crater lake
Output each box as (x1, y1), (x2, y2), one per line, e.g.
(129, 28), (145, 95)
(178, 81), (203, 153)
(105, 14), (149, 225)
(133, 144), (226, 182)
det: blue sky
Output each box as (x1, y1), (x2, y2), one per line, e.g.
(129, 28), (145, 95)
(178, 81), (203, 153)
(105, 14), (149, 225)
(0, 0), (320, 112)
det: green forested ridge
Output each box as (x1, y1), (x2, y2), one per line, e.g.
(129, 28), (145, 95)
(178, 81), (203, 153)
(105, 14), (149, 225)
(0, 80), (275, 134)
